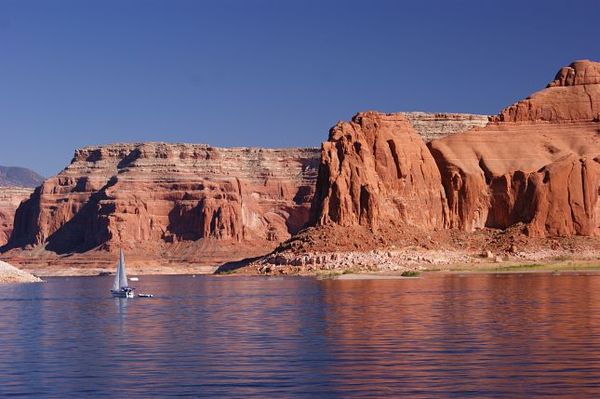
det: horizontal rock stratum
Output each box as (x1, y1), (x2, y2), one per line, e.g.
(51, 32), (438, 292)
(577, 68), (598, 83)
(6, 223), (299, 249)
(401, 112), (489, 142)
(3, 144), (321, 272)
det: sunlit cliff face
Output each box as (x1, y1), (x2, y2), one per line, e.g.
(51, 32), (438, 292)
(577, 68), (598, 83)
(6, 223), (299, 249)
(312, 61), (600, 239)
(4, 144), (320, 265)
(0, 187), (34, 246)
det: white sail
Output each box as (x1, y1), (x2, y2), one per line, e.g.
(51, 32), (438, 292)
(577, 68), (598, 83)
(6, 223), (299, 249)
(112, 255), (120, 291)
(118, 249), (128, 289)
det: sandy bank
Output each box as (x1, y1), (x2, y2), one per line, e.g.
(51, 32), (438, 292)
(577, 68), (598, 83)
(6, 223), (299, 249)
(0, 260), (43, 284)
(319, 260), (600, 280)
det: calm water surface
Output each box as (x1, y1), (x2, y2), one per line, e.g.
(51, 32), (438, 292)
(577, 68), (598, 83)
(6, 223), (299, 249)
(2, 273), (600, 398)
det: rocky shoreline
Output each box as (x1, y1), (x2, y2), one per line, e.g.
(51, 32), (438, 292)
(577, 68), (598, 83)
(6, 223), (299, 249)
(231, 247), (600, 277)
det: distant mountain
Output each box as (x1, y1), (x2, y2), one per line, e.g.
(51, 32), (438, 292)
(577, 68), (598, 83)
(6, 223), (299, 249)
(0, 166), (44, 188)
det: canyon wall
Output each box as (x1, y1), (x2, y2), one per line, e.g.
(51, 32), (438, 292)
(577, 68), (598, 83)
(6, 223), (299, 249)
(0, 187), (34, 246)
(430, 60), (600, 237)
(0, 111), (482, 273)
(311, 112), (449, 231)
(0, 165), (43, 247)
(5, 143), (320, 265)
(4, 60), (599, 275)
(311, 60), (600, 239)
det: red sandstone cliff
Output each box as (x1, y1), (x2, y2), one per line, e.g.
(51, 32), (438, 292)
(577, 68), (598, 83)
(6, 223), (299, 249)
(0, 166), (43, 246)
(311, 112), (448, 231)
(3, 143), (319, 271)
(430, 60), (600, 237)
(237, 61), (600, 276)
(310, 60), (599, 239)
(493, 60), (600, 122)
(4, 61), (600, 276)
(0, 187), (34, 246)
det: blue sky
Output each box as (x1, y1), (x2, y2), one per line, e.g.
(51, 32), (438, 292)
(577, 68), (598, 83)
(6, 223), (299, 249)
(0, 0), (599, 176)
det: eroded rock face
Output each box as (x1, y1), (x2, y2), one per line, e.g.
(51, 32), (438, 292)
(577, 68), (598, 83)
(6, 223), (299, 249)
(0, 187), (34, 246)
(311, 112), (448, 230)
(493, 60), (600, 122)
(430, 60), (600, 237)
(7, 143), (319, 256)
(310, 61), (600, 239)
(526, 155), (600, 237)
(6, 60), (600, 276)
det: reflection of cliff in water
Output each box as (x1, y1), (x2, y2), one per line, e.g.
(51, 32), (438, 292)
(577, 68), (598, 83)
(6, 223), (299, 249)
(3, 274), (600, 397)
(317, 274), (600, 397)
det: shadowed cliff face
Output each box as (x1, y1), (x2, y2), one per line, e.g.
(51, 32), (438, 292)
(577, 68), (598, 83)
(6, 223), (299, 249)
(0, 166), (44, 246)
(6, 143), (320, 254)
(0, 187), (34, 246)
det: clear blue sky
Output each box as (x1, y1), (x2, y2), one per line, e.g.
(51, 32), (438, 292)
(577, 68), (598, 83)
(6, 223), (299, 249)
(0, 0), (599, 176)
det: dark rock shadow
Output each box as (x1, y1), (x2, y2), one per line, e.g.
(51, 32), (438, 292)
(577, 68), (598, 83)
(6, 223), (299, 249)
(214, 256), (263, 274)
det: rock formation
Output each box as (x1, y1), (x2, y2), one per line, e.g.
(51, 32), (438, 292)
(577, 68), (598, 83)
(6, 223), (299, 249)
(401, 112), (489, 141)
(429, 122), (600, 236)
(0, 187), (34, 246)
(0, 166), (43, 245)
(311, 112), (448, 230)
(428, 60), (600, 237)
(311, 60), (600, 242)
(493, 60), (600, 122)
(5, 60), (600, 276)
(235, 60), (599, 276)
(4, 143), (320, 268)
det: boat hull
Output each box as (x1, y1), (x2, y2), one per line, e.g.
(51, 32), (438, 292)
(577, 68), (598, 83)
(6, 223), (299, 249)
(111, 289), (135, 298)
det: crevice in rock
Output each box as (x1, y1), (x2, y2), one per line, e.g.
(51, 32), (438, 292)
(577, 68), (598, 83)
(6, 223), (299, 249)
(566, 162), (578, 233)
(581, 159), (589, 215)
(426, 143), (456, 225)
(478, 158), (493, 185)
(117, 148), (142, 170)
(583, 84), (594, 118)
(387, 139), (402, 179)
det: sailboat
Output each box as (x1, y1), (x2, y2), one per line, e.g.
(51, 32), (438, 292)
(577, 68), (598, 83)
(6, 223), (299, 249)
(110, 249), (135, 298)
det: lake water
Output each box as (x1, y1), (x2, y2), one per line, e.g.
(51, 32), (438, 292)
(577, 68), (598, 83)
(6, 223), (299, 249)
(2, 273), (600, 398)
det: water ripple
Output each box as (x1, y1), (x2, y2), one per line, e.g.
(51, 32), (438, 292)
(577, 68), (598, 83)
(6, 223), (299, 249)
(1, 273), (600, 397)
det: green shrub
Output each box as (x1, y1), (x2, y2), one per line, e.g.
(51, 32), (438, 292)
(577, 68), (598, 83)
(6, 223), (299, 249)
(401, 270), (420, 277)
